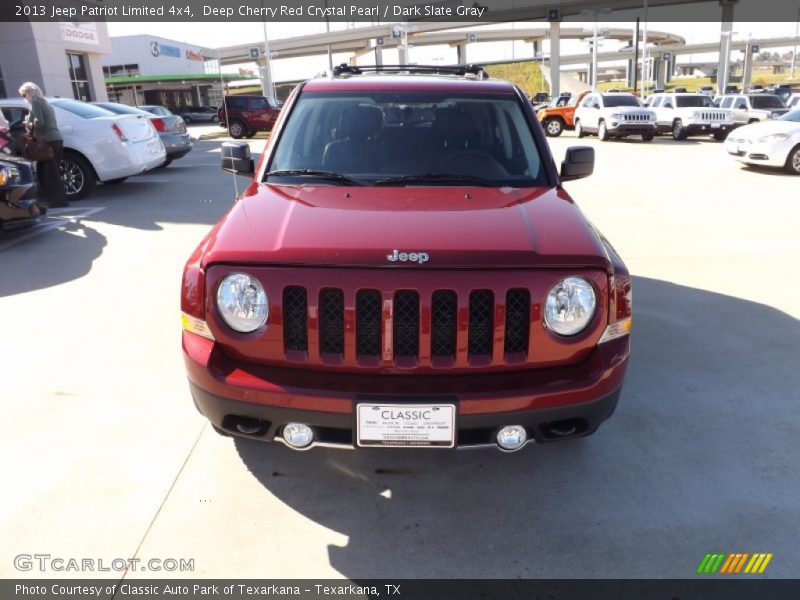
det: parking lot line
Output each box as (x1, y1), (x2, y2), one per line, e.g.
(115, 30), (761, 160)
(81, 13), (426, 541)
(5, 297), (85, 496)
(0, 206), (107, 252)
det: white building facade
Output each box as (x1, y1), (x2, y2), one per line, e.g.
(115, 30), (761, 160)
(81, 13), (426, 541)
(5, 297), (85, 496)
(0, 21), (111, 101)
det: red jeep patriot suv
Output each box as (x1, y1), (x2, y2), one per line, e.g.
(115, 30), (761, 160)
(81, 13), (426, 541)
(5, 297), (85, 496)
(182, 65), (632, 452)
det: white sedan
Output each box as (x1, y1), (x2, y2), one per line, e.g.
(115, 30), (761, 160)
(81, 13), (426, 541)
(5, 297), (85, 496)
(0, 98), (166, 200)
(725, 109), (800, 175)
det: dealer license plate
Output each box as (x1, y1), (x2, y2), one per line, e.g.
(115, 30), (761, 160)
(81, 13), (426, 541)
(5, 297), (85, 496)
(356, 403), (456, 448)
(711, 123), (721, 128)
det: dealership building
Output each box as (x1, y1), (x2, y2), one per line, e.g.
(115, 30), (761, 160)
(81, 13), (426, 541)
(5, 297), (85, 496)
(102, 35), (244, 109)
(0, 21), (111, 101)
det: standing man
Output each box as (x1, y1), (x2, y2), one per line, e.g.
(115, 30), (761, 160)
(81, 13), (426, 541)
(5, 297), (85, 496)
(19, 82), (69, 208)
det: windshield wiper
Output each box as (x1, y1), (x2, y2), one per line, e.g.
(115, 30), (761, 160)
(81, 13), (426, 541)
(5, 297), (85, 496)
(265, 169), (363, 186)
(373, 173), (497, 186)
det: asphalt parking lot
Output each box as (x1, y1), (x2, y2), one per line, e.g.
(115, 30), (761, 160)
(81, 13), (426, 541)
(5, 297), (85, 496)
(1, 131), (798, 580)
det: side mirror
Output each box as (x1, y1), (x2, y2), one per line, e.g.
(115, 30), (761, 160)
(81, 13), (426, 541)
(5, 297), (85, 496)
(664, 102), (673, 108)
(221, 141), (254, 177)
(592, 103), (601, 109)
(560, 146), (594, 182)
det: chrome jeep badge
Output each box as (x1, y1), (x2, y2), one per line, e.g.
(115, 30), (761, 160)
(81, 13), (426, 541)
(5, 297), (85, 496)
(387, 250), (430, 264)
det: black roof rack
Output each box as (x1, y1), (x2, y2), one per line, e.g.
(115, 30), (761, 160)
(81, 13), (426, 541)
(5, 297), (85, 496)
(331, 63), (489, 80)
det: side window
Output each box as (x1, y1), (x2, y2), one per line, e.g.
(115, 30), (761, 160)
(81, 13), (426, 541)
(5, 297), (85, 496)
(581, 95), (594, 108)
(721, 97), (733, 108)
(652, 97), (663, 108)
(250, 98), (268, 110)
(230, 97), (247, 109)
(733, 98), (747, 110)
(1, 106), (29, 125)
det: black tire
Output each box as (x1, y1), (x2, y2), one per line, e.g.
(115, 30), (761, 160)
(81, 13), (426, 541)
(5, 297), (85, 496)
(104, 177), (128, 185)
(748, 119), (760, 124)
(575, 119), (585, 138)
(182, 115), (192, 124)
(244, 131), (257, 139)
(641, 132), (654, 142)
(598, 120), (609, 141)
(228, 120), (246, 139)
(60, 153), (96, 201)
(157, 158), (173, 169)
(713, 130), (728, 142)
(672, 120), (687, 140)
(785, 145), (800, 175)
(544, 117), (564, 137)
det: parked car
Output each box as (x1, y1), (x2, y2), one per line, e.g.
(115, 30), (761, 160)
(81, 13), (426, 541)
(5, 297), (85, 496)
(646, 92), (735, 140)
(672, 87), (688, 93)
(574, 92), (656, 141)
(531, 92), (550, 103)
(137, 104), (172, 117)
(181, 66), (633, 452)
(725, 108), (800, 174)
(0, 98), (166, 200)
(0, 155), (44, 230)
(786, 94), (800, 109)
(537, 91), (588, 137)
(94, 101), (192, 167)
(699, 86), (715, 96)
(179, 106), (219, 124)
(717, 94), (789, 125)
(217, 95), (281, 139)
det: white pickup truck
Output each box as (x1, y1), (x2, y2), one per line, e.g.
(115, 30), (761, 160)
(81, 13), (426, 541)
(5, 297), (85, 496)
(574, 93), (657, 142)
(645, 92), (735, 141)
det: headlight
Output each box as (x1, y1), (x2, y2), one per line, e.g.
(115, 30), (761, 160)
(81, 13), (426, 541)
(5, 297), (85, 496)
(0, 165), (21, 186)
(757, 133), (789, 142)
(611, 113), (623, 120)
(216, 272), (269, 333)
(544, 277), (596, 336)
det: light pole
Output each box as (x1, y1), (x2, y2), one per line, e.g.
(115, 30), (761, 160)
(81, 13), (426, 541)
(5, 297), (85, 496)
(641, 0), (648, 97)
(792, 3), (800, 78)
(324, 0), (333, 73)
(581, 7), (611, 92)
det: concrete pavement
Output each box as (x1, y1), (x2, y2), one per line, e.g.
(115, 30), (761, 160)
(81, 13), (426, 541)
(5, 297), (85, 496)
(1, 133), (798, 580)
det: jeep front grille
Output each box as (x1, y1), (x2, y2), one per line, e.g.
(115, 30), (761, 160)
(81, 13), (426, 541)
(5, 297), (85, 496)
(698, 111), (729, 122)
(624, 113), (650, 122)
(279, 285), (534, 366)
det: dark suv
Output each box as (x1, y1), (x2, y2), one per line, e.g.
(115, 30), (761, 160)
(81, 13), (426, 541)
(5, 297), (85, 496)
(217, 95), (281, 139)
(182, 65), (632, 452)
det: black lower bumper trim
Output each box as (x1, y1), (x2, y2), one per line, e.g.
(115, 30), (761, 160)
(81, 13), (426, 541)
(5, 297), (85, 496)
(189, 382), (622, 449)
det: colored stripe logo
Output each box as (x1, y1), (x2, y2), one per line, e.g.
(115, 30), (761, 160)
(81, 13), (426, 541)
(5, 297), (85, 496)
(697, 553), (773, 574)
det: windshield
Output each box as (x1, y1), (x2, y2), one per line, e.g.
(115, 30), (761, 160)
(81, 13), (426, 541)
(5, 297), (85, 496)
(675, 96), (714, 108)
(751, 96), (785, 109)
(268, 91), (547, 187)
(97, 103), (148, 116)
(779, 109), (800, 122)
(50, 99), (115, 119)
(602, 95), (640, 107)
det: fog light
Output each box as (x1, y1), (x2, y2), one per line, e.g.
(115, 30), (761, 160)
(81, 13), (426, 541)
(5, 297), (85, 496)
(496, 425), (528, 452)
(282, 423), (314, 449)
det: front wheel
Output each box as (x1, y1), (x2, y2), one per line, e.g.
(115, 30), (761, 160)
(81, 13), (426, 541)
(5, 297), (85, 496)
(713, 130), (728, 142)
(598, 120), (609, 141)
(544, 118), (563, 137)
(641, 132), (654, 142)
(244, 131), (257, 139)
(672, 120), (687, 140)
(60, 153), (96, 201)
(182, 116), (192, 124)
(785, 145), (800, 175)
(228, 120), (246, 139)
(575, 119), (585, 138)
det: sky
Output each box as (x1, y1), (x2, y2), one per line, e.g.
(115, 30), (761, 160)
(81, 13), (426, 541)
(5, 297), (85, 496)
(106, 20), (800, 82)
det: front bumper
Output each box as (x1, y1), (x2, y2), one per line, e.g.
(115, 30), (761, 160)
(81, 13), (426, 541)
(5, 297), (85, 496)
(608, 123), (656, 136)
(184, 332), (630, 450)
(725, 138), (788, 167)
(684, 123), (735, 136)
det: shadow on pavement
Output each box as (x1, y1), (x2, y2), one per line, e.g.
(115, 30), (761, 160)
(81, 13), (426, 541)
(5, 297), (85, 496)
(0, 217), (106, 297)
(233, 276), (800, 578)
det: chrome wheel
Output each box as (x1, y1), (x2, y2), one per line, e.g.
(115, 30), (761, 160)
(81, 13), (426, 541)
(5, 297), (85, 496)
(790, 148), (800, 174)
(61, 158), (85, 196)
(545, 119), (563, 136)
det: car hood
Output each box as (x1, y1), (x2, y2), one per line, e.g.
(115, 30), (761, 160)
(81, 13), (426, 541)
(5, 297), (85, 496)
(201, 184), (612, 270)
(605, 106), (649, 113)
(731, 120), (800, 139)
